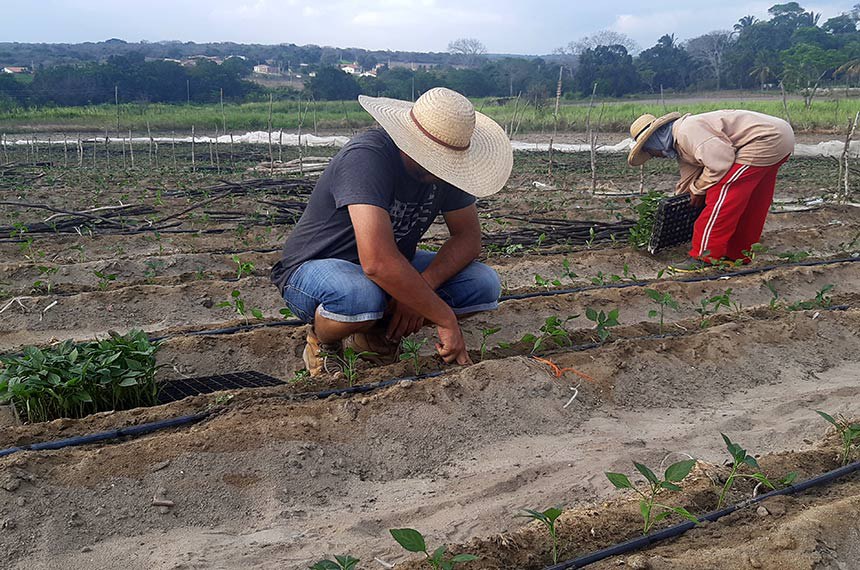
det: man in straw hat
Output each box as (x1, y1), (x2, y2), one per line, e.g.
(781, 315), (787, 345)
(628, 110), (794, 271)
(271, 87), (512, 376)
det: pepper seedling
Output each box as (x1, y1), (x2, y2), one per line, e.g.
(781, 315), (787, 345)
(389, 528), (477, 570)
(585, 307), (619, 342)
(606, 459), (698, 534)
(645, 288), (679, 334)
(717, 433), (796, 508)
(816, 410), (860, 465)
(310, 555), (359, 570)
(479, 327), (501, 362)
(400, 337), (427, 375)
(517, 507), (563, 564)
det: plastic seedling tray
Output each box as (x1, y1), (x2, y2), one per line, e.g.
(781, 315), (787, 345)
(648, 194), (705, 254)
(157, 371), (284, 404)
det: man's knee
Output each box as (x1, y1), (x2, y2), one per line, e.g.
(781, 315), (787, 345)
(320, 277), (387, 321)
(442, 262), (501, 311)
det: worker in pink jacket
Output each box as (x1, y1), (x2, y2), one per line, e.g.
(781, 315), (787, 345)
(628, 110), (795, 270)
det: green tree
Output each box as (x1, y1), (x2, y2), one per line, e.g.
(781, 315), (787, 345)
(574, 44), (641, 96)
(307, 67), (361, 100)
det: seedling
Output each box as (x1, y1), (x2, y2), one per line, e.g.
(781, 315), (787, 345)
(695, 289), (732, 328)
(94, 269), (117, 291)
(279, 307), (295, 318)
(217, 289), (264, 322)
(400, 337), (428, 375)
(777, 250), (810, 263)
(323, 347), (376, 386)
(521, 315), (577, 353)
(605, 459), (698, 534)
(787, 284), (834, 311)
(33, 265), (59, 294)
(717, 433), (796, 508)
(585, 226), (596, 248)
(740, 243), (767, 262)
(585, 307), (619, 342)
(560, 258), (578, 283)
(480, 327), (500, 361)
(645, 289), (679, 334)
(816, 410), (860, 465)
(389, 528), (477, 570)
(518, 507), (563, 564)
(764, 281), (780, 310)
(232, 254), (255, 279)
(310, 555), (359, 570)
(143, 260), (165, 281)
(534, 273), (561, 290)
(290, 368), (311, 384)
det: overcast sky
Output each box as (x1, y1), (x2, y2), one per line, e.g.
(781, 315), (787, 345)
(2, 0), (851, 54)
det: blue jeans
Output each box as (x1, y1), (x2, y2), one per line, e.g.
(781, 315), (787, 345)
(282, 250), (501, 323)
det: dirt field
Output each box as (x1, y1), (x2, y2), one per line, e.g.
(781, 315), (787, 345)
(1, 140), (859, 570)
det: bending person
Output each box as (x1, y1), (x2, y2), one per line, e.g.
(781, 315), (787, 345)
(271, 87), (512, 376)
(628, 110), (795, 271)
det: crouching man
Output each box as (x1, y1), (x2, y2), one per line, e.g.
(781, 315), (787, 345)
(628, 110), (795, 271)
(271, 87), (513, 376)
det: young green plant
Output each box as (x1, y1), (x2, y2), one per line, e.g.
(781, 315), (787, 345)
(400, 337), (427, 375)
(717, 433), (796, 508)
(816, 410), (860, 465)
(310, 555), (359, 570)
(585, 307), (619, 342)
(521, 315), (577, 353)
(518, 507), (563, 564)
(645, 288), (679, 334)
(232, 254), (255, 279)
(217, 289), (264, 322)
(479, 327), (500, 362)
(324, 347), (376, 386)
(605, 459), (698, 534)
(389, 528), (477, 570)
(94, 269), (117, 291)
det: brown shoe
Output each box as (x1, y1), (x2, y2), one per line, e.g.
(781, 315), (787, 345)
(343, 330), (401, 366)
(303, 328), (343, 377)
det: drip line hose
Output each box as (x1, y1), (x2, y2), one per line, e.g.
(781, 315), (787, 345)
(147, 256), (860, 343)
(0, 411), (210, 458)
(0, 302), (853, 458)
(544, 458), (860, 570)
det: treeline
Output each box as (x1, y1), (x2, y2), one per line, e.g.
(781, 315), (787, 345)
(310, 3), (860, 100)
(2, 2), (860, 108)
(0, 53), (259, 107)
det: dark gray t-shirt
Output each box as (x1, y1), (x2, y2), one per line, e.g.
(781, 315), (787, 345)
(271, 128), (476, 293)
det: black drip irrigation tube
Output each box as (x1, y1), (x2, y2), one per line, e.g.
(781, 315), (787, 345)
(146, 255), (860, 343)
(544, 458), (860, 569)
(0, 411), (210, 458)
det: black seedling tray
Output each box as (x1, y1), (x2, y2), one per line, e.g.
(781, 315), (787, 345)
(648, 194), (705, 254)
(157, 371), (284, 404)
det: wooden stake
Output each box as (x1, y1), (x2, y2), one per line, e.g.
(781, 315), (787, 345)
(147, 121), (153, 167)
(63, 133), (68, 167)
(840, 111), (860, 204)
(171, 130), (176, 169)
(128, 129), (134, 168)
(191, 125), (196, 173)
(548, 66), (563, 178)
(268, 94), (274, 177)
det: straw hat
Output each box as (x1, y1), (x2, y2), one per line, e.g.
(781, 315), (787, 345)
(358, 88), (513, 198)
(627, 112), (682, 166)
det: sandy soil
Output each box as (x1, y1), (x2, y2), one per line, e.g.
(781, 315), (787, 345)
(1, 146), (859, 569)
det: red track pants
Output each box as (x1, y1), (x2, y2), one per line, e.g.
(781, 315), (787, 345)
(690, 156), (789, 262)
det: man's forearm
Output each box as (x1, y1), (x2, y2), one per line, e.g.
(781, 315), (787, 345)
(421, 233), (481, 290)
(365, 256), (457, 328)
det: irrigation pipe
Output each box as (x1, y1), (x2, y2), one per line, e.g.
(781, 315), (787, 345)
(0, 411), (210, 458)
(0, 303), (852, 458)
(146, 256), (860, 343)
(544, 458), (860, 569)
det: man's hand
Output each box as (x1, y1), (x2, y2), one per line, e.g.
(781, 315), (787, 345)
(690, 193), (706, 209)
(435, 323), (472, 366)
(385, 300), (426, 341)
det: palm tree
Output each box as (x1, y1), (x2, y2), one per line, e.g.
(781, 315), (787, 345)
(733, 15), (757, 33)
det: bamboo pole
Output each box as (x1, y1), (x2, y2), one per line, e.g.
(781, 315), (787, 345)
(268, 94), (274, 177)
(104, 130), (109, 168)
(147, 121), (153, 167)
(840, 111), (860, 204)
(128, 129), (134, 168)
(77, 135), (83, 168)
(586, 82), (598, 194)
(191, 125), (196, 173)
(214, 125), (220, 174)
(548, 66), (563, 178)
(63, 133), (68, 167)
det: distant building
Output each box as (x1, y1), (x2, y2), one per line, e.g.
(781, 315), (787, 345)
(2, 66), (29, 74)
(340, 62), (361, 75)
(253, 64), (281, 76)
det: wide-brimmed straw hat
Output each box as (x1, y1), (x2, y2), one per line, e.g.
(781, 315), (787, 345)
(358, 88), (513, 198)
(627, 112), (682, 166)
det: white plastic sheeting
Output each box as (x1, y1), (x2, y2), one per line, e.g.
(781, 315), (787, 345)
(4, 132), (860, 158)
